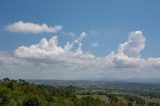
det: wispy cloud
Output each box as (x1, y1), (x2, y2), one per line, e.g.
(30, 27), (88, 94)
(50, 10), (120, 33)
(91, 42), (99, 48)
(61, 32), (76, 37)
(5, 21), (62, 34)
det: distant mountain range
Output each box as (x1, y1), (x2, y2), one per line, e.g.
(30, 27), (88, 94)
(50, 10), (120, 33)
(96, 77), (160, 83)
(27, 78), (160, 89)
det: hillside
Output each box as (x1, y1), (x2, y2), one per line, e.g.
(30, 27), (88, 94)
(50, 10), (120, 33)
(0, 78), (160, 106)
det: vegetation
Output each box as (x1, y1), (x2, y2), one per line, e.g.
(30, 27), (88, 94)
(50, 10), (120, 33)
(0, 78), (160, 106)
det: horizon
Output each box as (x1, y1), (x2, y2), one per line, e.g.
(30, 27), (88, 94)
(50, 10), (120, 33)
(1, 76), (160, 83)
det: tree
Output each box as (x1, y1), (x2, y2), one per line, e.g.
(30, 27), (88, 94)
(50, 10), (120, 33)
(65, 86), (76, 98)
(107, 94), (118, 105)
(127, 102), (133, 106)
(80, 96), (106, 106)
(23, 96), (40, 106)
(0, 86), (12, 105)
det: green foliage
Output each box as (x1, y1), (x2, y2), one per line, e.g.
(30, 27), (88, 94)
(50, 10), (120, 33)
(0, 78), (108, 106)
(79, 96), (106, 106)
(0, 78), (159, 106)
(127, 102), (133, 106)
(23, 96), (40, 106)
(0, 85), (12, 105)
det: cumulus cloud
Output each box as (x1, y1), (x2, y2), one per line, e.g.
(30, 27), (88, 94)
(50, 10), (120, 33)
(111, 31), (146, 67)
(15, 36), (65, 58)
(15, 32), (89, 59)
(91, 42), (99, 47)
(147, 58), (160, 67)
(117, 31), (145, 58)
(74, 32), (87, 55)
(0, 31), (160, 80)
(5, 21), (62, 34)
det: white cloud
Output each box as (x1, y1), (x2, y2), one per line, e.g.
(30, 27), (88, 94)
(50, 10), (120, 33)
(74, 32), (87, 55)
(147, 58), (160, 67)
(91, 42), (99, 47)
(15, 36), (65, 58)
(111, 31), (146, 67)
(15, 32), (89, 59)
(5, 21), (62, 34)
(1, 31), (160, 80)
(117, 31), (145, 58)
(61, 32), (76, 37)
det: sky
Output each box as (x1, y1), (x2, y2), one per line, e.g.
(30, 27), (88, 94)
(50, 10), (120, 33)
(0, 0), (160, 80)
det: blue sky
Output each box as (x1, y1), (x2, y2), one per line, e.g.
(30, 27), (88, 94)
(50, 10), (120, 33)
(0, 0), (160, 80)
(0, 0), (160, 57)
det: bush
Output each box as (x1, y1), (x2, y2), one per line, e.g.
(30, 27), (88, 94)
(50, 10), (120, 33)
(23, 96), (40, 106)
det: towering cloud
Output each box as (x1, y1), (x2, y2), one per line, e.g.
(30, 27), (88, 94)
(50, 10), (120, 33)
(111, 31), (146, 67)
(117, 31), (145, 58)
(15, 36), (65, 58)
(15, 32), (91, 59)
(5, 21), (62, 34)
(74, 32), (87, 55)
